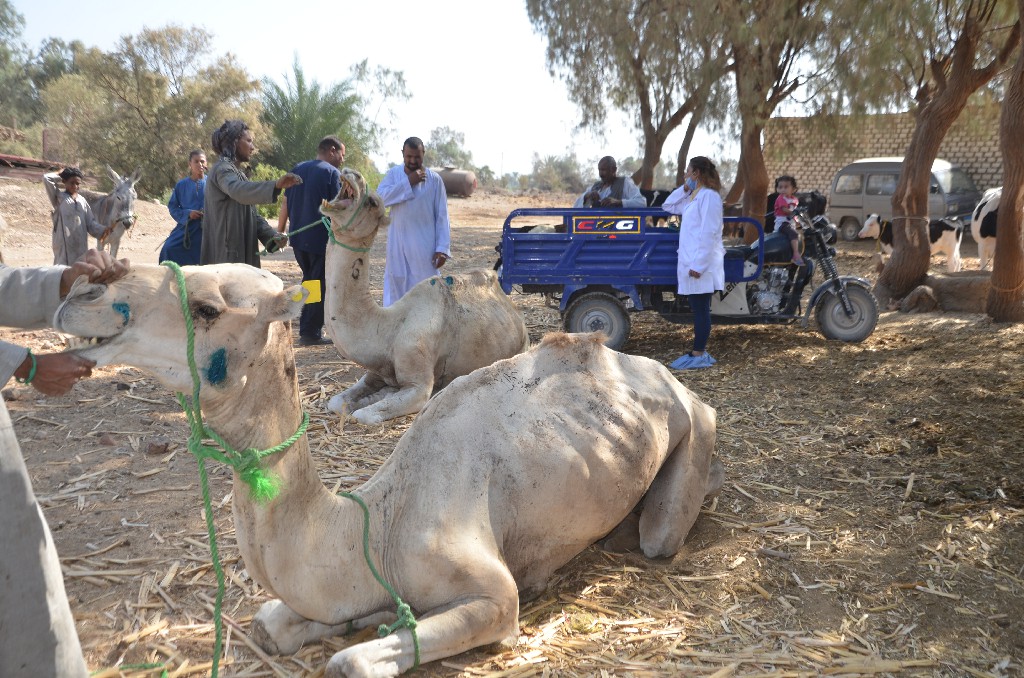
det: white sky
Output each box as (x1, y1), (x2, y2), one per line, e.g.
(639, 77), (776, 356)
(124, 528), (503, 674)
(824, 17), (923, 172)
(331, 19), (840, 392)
(11, 0), (727, 178)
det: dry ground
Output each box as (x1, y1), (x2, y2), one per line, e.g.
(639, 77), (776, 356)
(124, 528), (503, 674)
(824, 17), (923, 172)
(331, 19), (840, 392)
(1, 175), (1022, 677)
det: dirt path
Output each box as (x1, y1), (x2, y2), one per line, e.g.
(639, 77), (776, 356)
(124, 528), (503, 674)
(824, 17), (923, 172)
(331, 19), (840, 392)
(1, 176), (1021, 677)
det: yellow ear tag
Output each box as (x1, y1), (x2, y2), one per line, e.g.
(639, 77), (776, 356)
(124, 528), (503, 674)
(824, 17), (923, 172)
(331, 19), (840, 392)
(301, 280), (322, 304)
(291, 290), (304, 302)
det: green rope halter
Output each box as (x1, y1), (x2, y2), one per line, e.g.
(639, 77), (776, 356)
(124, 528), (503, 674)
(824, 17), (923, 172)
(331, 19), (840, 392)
(160, 260), (309, 678)
(338, 490), (420, 670)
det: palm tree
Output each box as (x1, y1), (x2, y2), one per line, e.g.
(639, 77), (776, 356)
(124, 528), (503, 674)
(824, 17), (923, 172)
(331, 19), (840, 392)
(260, 58), (372, 171)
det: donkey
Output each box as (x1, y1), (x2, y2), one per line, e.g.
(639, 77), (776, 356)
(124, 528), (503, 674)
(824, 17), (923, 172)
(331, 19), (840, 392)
(82, 166), (142, 257)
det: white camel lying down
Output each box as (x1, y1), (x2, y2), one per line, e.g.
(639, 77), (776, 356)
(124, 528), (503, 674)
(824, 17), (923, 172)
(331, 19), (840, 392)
(320, 168), (529, 424)
(55, 264), (723, 678)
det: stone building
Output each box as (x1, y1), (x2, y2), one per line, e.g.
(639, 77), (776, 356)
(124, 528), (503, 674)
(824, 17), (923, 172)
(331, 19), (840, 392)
(762, 106), (1002, 195)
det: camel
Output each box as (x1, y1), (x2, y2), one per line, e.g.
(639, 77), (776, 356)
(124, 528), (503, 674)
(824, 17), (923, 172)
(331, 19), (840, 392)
(82, 166), (142, 257)
(319, 169), (529, 424)
(54, 263), (723, 678)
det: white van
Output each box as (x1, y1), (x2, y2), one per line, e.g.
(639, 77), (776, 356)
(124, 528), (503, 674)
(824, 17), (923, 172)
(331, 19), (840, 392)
(828, 157), (982, 241)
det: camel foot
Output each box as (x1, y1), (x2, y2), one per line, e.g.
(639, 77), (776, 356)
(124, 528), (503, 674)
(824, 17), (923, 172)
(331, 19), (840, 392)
(326, 632), (409, 678)
(327, 394), (354, 417)
(251, 600), (352, 656)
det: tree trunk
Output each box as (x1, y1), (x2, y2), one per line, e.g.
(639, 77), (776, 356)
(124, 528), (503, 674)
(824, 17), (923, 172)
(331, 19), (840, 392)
(874, 116), (946, 305)
(988, 4), (1024, 322)
(876, 11), (1022, 307)
(675, 107), (705, 187)
(736, 120), (768, 244)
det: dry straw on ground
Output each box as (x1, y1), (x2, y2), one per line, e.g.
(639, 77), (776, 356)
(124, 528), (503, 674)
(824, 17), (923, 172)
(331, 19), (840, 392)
(1, 180), (1021, 676)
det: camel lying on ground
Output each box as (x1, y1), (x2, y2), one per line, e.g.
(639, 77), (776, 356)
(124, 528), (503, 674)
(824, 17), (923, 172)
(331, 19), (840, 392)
(55, 264), (723, 677)
(320, 169), (529, 424)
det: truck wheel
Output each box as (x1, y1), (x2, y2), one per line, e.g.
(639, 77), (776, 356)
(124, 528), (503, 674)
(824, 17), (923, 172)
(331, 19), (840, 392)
(839, 218), (861, 242)
(563, 292), (631, 350)
(815, 285), (878, 342)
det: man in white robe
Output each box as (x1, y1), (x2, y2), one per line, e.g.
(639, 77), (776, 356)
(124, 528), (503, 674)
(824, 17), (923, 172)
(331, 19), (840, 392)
(376, 137), (452, 306)
(573, 156), (648, 209)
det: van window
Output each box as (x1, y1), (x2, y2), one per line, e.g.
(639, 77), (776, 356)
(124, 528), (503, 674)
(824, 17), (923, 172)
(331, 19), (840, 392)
(834, 174), (863, 194)
(933, 168), (979, 195)
(865, 174), (898, 196)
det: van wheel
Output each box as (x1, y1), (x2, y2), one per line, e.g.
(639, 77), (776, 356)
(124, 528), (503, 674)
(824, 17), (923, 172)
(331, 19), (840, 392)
(839, 218), (861, 242)
(563, 292), (631, 350)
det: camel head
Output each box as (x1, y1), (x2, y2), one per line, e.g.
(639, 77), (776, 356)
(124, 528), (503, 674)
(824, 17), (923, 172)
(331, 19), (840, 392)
(54, 264), (307, 396)
(319, 168), (389, 249)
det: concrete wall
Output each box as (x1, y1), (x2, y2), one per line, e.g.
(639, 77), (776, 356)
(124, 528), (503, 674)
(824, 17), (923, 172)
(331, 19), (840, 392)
(762, 107), (1002, 195)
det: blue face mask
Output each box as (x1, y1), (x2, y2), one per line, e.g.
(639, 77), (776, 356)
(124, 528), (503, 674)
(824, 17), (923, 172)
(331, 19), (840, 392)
(685, 177), (697, 191)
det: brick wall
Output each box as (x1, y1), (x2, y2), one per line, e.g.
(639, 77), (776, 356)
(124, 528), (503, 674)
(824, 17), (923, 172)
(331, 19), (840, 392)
(762, 107), (1002, 195)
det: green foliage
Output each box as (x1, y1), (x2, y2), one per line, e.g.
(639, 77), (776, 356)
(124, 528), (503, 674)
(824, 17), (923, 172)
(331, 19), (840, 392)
(249, 162), (286, 220)
(0, 121), (43, 157)
(41, 25), (260, 198)
(424, 126), (474, 169)
(529, 153), (587, 192)
(526, 0), (732, 187)
(260, 58), (369, 171)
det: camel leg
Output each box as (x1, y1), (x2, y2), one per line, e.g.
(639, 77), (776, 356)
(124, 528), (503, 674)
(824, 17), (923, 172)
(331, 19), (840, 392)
(349, 382), (432, 425)
(328, 373), (390, 416)
(325, 565), (520, 678)
(250, 600), (395, 656)
(637, 400), (718, 558)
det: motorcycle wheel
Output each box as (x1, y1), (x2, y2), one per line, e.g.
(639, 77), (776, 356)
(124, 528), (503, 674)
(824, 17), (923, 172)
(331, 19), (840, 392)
(563, 291), (631, 350)
(815, 284), (879, 342)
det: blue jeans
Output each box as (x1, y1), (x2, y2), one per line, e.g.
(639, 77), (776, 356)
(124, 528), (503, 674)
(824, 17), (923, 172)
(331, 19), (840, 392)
(688, 293), (713, 352)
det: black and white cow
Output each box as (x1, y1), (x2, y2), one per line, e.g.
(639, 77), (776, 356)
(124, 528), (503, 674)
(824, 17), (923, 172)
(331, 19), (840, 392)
(971, 187), (1001, 270)
(640, 187), (672, 208)
(858, 213), (963, 273)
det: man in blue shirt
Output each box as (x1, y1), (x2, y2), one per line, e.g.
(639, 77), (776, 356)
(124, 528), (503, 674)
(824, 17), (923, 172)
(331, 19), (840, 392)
(160, 149), (207, 265)
(278, 136), (344, 345)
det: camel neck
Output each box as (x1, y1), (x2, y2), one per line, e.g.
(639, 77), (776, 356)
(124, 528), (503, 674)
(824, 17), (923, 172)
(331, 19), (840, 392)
(325, 234), (385, 324)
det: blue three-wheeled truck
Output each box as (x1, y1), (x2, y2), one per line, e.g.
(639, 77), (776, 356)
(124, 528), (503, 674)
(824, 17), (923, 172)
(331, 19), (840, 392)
(497, 206), (879, 350)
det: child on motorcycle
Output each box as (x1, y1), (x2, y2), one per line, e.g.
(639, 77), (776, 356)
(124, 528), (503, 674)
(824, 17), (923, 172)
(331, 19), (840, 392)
(773, 175), (804, 266)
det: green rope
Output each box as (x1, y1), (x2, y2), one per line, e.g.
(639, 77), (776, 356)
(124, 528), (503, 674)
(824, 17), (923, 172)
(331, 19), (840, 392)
(338, 490), (420, 671)
(159, 260), (310, 678)
(258, 216), (331, 257)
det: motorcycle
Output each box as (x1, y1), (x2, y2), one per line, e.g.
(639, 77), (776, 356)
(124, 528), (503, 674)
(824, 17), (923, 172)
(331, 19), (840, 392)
(647, 207), (879, 342)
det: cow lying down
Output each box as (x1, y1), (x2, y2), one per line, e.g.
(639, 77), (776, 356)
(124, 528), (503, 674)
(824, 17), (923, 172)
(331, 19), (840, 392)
(858, 214), (963, 272)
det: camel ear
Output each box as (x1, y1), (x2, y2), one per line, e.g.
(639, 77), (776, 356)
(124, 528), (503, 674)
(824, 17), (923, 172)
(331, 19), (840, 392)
(267, 285), (309, 322)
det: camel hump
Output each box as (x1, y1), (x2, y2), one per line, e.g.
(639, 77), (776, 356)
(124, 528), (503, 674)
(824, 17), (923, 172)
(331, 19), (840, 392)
(538, 331), (607, 352)
(456, 268), (499, 287)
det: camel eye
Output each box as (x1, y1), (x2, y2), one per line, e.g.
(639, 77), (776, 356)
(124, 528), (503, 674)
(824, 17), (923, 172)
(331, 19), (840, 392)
(192, 303), (221, 321)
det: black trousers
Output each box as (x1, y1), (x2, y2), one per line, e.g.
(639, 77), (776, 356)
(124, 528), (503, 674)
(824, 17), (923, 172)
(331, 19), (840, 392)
(293, 247), (327, 338)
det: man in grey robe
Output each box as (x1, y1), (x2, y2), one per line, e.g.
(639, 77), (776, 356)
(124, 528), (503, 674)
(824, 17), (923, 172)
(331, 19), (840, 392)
(1, 249), (129, 678)
(200, 120), (300, 266)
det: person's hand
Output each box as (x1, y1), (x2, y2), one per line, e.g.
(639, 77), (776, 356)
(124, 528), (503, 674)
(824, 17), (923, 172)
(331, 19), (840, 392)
(189, 209), (203, 220)
(264, 233), (289, 253)
(406, 167), (426, 186)
(688, 269), (701, 278)
(61, 249), (130, 297)
(432, 252), (449, 269)
(600, 196), (622, 207)
(16, 352), (96, 396)
(275, 173), (303, 190)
